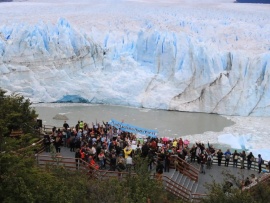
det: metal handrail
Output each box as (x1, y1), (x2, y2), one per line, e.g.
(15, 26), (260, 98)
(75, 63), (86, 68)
(210, 154), (269, 172)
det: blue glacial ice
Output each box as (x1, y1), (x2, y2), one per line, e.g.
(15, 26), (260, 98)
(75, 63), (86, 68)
(0, 17), (270, 116)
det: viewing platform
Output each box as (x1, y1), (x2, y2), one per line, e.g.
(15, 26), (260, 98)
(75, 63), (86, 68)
(37, 146), (269, 201)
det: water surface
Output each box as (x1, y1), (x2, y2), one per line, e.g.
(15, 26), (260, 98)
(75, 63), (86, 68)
(32, 103), (235, 138)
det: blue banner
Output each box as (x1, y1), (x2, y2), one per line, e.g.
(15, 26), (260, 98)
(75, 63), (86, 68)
(108, 119), (158, 138)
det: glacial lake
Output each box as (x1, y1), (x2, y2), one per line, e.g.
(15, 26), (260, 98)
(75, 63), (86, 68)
(32, 103), (235, 138)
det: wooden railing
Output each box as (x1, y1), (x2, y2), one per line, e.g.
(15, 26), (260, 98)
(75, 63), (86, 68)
(159, 175), (191, 201)
(17, 138), (45, 154)
(170, 155), (200, 182)
(36, 154), (194, 201)
(36, 142), (269, 202)
(241, 173), (270, 191)
(37, 155), (87, 171)
(190, 193), (208, 202)
(42, 125), (62, 134)
(10, 130), (23, 137)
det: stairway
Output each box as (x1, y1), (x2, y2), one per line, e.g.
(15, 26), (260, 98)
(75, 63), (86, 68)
(169, 169), (199, 198)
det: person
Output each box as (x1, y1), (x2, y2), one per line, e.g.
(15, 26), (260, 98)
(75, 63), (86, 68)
(62, 129), (67, 147)
(164, 151), (171, 172)
(268, 160), (270, 173)
(98, 150), (105, 169)
(148, 149), (155, 170)
(79, 120), (84, 130)
(134, 144), (141, 156)
(195, 144), (202, 164)
(257, 154), (263, 173)
(63, 121), (69, 130)
(75, 148), (81, 170)
(200, 152), (206, 174)
(216, 149), (223, 166)
(207, 142), (215, 154)
(224, 149), (231, 167)
(54, 135), (62, 153)
(123, 145), (133, 159)
(244, 177), (251, 186)
(109, 151), (117, 171)
(206, 152), (213, 169)
(52, 126), (56, 134)
(178, 138), (184, 148)
(247, 152), (254, 170)
(141, 142), (149, 158)
(240, 151), (246, 169)
(116, 155), (126, 172)
(43, 134), (51, 152)
(190, 145), (196, 163)
(69, 132), (76, 152)
(89, 155), (99, 170)
(232, 150), (239, 168)
(156, 160), (164, 181)
(172, 139), (178, 148)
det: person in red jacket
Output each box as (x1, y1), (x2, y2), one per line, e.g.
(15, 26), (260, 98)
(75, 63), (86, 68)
(89, 155), (99, 170)
(150, 139), (157, 151)
(178, 138), (184, 149)
(80, 149), (85, 162)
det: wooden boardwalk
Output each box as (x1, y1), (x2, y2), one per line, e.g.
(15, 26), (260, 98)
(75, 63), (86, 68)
(40, 147), (265, 195)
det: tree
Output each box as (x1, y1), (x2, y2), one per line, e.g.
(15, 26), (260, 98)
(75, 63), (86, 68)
(0, 153), (90, 203)
(0, 88), (38, 137)
(83, 156), (181, 203)
(0, 88), (38, 154)
(0, 89), (181, 202)
(201, 172), (270, 203)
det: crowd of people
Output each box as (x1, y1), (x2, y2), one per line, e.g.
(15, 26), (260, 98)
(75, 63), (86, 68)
(43, 120), (270, 179)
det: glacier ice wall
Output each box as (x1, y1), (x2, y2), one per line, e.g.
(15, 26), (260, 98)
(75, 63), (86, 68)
(0, 18), (270, 116)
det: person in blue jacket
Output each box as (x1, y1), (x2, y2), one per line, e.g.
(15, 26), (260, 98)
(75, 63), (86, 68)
(224, 149), (231, 167)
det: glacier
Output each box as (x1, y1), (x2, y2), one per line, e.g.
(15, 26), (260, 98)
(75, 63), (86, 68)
(0, 0), (270, 116)
(1, 0), (270, 160)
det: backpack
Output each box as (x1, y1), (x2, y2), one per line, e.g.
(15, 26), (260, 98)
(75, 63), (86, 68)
(225, 153), (230, 159)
